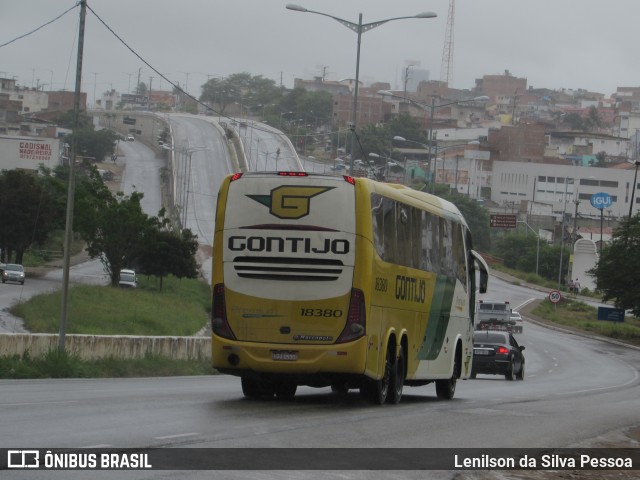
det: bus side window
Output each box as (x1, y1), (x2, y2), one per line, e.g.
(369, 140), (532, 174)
(371, 194), (385, 260)
(382, 198), (396, 263)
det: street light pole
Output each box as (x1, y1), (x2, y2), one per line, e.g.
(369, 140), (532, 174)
(286, 4), (437, 176)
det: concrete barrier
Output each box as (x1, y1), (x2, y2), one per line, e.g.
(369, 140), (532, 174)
(0, 334), (211, 361)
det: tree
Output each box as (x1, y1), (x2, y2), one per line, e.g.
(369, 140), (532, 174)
(65, 128), (118, 163)
(562, 112), (587, 131)
(199, 73), (282, 115)
(73, 170), (156, 286)
(387, 114), (427, 145)
(588, 215), (640, 316)
(585, 105), (603, 131)
(136, 211), (199, 290)
(0, 170), (64, 263)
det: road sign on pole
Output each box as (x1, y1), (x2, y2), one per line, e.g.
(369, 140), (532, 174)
(549, 290), (562, 304)
(489, 214), (517, 229)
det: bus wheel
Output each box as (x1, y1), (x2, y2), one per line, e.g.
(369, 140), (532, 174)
(389, 345), (405, 405)
(367, 345), (393, 405)
(241, 377), (262, 399)
(241, 377), (275, 399)
(274, 382), (297, 400)
(435, 352), (458, 399)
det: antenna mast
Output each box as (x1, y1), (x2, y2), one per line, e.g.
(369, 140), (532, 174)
(440, 0), (455, 86)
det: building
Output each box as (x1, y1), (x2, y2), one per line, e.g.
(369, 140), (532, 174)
(476, 71), (528, 102)
(0, 77), (48, 114)
(491, 160), (639, 219)
(0, 135), (62, 172)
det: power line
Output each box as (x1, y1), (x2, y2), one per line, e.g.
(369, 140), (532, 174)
(0, 2), (80, 49)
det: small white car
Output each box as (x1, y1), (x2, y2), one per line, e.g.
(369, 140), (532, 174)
(2, 263), (25, 285)
(118, 269), (137, 288)
(510, 311), (524, 333)
(126, 135), (135, 141)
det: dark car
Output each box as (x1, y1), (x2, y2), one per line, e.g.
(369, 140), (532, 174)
(471, 330), (525, 380)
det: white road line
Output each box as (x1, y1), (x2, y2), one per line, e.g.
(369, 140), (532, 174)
(154, 433), (199, 440)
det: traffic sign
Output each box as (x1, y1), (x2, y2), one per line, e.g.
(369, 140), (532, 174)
(489, 214), (517, 229)
(548, 290), (562, 304)
(590, 192), (613, 210)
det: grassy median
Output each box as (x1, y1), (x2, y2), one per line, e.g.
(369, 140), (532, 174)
(1, 274), (215, 379)
(532, 297), (640, 346)
(11, 274), (211, 336)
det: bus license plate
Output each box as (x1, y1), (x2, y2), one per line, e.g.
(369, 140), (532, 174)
(272, 350), (298, 361)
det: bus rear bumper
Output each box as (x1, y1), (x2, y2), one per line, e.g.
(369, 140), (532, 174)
(213, 336), (368, 380)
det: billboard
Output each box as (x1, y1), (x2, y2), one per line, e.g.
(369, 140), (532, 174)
(489, 214), (517, 229)
(0, 135), (61, 171)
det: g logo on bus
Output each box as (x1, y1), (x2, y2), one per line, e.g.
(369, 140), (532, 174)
(248, 186), (334, 219)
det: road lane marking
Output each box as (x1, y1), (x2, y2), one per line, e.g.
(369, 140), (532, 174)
(154, 433), (199, 440)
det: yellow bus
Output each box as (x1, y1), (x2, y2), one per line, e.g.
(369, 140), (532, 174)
(211, 171), (489, 404)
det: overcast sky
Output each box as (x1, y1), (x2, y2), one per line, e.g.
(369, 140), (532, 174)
(2, 0), (639, 105)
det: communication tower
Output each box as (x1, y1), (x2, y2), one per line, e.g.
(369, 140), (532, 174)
(439, 0), (455, 86)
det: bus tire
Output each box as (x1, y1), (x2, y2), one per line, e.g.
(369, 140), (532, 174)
(389, 345), (405, 405)
(274, 382), (297, 400)
(241, 377), (262, 399)
(367, 344), (393, 405)
(436, 348), (459, 399)
(241, 377), (274, 399)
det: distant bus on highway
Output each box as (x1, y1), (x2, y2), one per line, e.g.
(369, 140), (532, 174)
(211, 172), (489, 404)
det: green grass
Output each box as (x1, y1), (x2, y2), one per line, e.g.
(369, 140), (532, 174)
(532, 298), (640, 346)
(0, 350), (213, 379)
(11, 274), (211, 336)
(1, 274), (215, 379)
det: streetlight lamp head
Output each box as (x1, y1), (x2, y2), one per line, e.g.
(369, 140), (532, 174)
(286, 4), (307, 12)
(377, 90), (393, 97)
(473, 95), (490, 102)
(415, 12), (438, 18)
(393, 136), (407, 142)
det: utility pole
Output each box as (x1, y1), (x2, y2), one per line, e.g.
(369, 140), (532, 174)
(403, 64), (413, 100)
(148, 76), (153, 110)
(59, 0), (87, 352)
(568, 198), (580, 284)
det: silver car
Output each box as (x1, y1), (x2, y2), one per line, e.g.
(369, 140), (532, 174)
(2, 263), (25, 285)
(510, 311), (524, 333)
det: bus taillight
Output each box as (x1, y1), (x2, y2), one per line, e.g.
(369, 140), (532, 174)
(336, 288), (366, 343)
(212, 283), (236, 340)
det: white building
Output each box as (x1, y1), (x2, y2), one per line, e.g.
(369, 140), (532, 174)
(491, 161), (639, 220)
(0, 135), (62, 172)
(0, 78), (48, 114)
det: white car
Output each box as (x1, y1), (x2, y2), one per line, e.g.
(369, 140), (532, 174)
(510, 311), (524, 333)
(118, 269), (137, 288)
(2, 263), (25, 285)
(126, 135), (135, 141)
